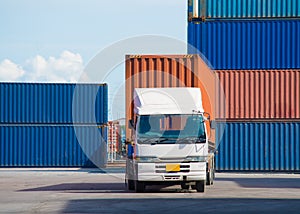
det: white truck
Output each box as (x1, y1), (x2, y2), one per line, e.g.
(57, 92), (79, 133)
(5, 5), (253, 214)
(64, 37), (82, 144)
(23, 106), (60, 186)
(126, 87), (215, 193)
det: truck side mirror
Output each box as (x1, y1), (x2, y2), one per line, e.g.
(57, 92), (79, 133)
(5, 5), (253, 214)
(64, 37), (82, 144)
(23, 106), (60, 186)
(128, 119), (134, 129)
(203, 112), (211, 121)
(210, 120), (216, 129)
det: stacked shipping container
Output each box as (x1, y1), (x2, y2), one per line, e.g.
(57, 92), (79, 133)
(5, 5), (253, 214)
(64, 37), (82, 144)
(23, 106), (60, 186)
(188, 20), (300, 69)
(188, 0), (300, 21)
(0, 83), (107, 124)
(188, 0), (300, 171)
(217, 70), (300, 120)
(0, 83), (108, 167)
(216, 122), (300, 171)
(125, 55), (218, 145)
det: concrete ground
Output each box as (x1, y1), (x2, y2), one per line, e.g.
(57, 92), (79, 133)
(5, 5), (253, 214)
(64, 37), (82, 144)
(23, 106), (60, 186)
(0, 168), (300, 213)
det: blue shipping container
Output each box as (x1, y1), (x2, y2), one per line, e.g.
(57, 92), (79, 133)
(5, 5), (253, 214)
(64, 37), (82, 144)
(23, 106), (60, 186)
(0, 83), (108, 124)
(188, 0), (300, 20)
(216, 122), (300, 171)
(0, 125), (107, 167)
(188, 20), (300, 69)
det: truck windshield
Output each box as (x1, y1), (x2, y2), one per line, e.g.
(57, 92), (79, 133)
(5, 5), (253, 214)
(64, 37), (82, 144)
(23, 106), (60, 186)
(136, 114), (206, 144)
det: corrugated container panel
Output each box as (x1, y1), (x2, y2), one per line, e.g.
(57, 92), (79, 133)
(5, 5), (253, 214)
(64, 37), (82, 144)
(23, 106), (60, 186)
(188, 0), (300, 20)
(188, 20), (300, 69)
(0, 83), (108, 124)
(125, 55), (218, 142)
(0, 125), (107, 167)
(216, 122), (300, 171)
(217, 69), (300, 119)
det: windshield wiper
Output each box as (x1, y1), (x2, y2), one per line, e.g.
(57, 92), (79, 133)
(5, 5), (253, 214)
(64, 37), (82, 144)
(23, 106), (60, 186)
(177, 136), (198, 143)
(150, 137), (171, 145)
(195, 136), (206, 143)
(139, 137), (171, 145)
(138, 138), (160, 144)
(177, 136), (206, 144)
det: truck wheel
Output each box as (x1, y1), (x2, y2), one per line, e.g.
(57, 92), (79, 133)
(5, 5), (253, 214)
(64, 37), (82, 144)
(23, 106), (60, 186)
(195, 181), (205, 193)
(181, 183), (189, 190)
(127, 179), (135, 190)
(135, 181), (145, 193)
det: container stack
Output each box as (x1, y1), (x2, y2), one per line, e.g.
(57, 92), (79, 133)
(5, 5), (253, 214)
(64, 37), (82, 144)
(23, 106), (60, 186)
(188, 0), (300, 171)
(0, 83), (108, 167)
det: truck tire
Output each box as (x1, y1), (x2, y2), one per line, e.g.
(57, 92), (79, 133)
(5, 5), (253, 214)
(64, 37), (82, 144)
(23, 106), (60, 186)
(135, 181), (145, 193)
(195, 180), (205, 193)
(181, 183), (189, 190)
(127, 179), (135, 191)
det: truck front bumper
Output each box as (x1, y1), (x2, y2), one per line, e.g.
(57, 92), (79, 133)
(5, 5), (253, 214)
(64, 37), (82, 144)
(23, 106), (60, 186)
(135, 162), (206, 182)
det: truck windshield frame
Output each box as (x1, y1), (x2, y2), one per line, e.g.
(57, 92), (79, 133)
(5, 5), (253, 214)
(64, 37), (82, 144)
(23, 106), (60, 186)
(136, 114), (206, 144)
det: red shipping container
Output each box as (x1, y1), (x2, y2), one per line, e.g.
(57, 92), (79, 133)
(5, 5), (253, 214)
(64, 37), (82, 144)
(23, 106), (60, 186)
(217, 70), (300, 120)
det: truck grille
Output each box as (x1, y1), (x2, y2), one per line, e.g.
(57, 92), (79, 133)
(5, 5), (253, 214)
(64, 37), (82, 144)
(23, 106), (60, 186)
(155, 164), (190, 173)
(164, 175), (181, 180)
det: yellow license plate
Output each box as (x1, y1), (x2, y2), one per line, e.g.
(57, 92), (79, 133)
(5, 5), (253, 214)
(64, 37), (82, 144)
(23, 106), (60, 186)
(166, 164), (180, 172)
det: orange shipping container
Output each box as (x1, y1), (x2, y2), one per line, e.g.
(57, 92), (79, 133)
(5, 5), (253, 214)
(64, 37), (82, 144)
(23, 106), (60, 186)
(125, 55), (219, 144)
(217, 70), (300, 120)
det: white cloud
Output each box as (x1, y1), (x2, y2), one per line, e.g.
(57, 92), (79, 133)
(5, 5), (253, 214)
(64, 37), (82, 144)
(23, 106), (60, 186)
(0, 59), (25, 81)
(25, 50), (84, 82)
(0, 50), (85, 83)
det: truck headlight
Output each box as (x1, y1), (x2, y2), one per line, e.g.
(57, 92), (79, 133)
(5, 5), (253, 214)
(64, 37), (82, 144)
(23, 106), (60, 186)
(184, 156), (207, 162)
(135, 156), (160, 163)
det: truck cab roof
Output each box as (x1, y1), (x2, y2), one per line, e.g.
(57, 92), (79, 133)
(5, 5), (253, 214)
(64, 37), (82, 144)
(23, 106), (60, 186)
(134, 87), (204, 115)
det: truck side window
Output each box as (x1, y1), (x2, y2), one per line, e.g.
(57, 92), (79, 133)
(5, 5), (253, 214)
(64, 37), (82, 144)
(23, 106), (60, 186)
(139, 116), (151, 134)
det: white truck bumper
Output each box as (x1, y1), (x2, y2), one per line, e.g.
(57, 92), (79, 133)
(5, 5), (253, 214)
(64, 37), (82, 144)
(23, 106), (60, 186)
(135, 162), (206, 182)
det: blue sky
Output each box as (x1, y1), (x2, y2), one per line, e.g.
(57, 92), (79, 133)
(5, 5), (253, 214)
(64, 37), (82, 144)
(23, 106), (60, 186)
(0, 0), (186, 65)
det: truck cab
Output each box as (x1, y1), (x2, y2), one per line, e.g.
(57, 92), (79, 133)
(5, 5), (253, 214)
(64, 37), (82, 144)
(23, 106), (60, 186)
(126, 88), (215, 193)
